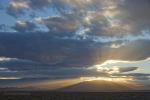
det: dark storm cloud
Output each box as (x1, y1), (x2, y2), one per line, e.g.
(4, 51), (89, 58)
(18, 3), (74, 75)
(0, 57), (46, 70)
(0, 32), (99, 67)
(0, 57), (108, 80)
(12, 21), (37, 32)
(0, 32), (150, 68)
(120, 0), (150, 34)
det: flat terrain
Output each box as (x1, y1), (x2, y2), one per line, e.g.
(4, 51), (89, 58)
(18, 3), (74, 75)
(0, 91), (150, 100)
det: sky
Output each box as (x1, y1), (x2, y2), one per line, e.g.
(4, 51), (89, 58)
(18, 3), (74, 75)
(0, 0), (150, 90)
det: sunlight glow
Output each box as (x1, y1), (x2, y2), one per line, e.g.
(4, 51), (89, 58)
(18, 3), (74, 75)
(96, 60), (131, 67)
(80, 77), (134, 82)
(0, 77), (21, 80)
(84, 15), (93, 24)
(23, 78), (82, 90)
(97, 66), (120, 74)
(110, 43), (125, 48)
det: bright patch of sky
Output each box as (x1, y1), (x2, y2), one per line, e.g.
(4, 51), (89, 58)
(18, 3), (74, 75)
(94, 58), (150, 74)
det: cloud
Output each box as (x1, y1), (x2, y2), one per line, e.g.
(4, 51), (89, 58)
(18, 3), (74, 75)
(119, 67), (138, 73)
(35, 15), (80, 33)
(78, 0), (150, 37)
(0, 24), (5, 30)
(0, 57), (17, 61)
(0, 57), (108, 80)
(120, 0), (150, 34)
(0, 32), (98, 67)
(12, 21), (37, 32)
(115, 73), (150, 81)
(97, 66), (138, 74)
(0, 57), (148, 86)
(1, 0), (150, 87)
(0, 57), (139, 81)
(29, 0), (52, 9)
(0, 2), (4, 10)
(7, 0), (29, 17)
(98, 40), (150, 62)
(5, 0), (150, 37)
(0, 32), (150, 68)
(50, 0), (150, 37)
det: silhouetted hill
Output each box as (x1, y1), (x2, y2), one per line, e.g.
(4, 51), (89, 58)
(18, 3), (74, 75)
(58, 80), (144, 92)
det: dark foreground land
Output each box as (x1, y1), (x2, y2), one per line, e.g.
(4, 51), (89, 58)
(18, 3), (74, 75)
(0, 91), (150, 100)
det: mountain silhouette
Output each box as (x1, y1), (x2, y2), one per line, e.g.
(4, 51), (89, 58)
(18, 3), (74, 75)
(58, 80), (144, 92)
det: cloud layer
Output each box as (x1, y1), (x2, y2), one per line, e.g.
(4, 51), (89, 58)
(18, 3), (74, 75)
(0, 0), (150, 86)
(4, 0), (150, 37)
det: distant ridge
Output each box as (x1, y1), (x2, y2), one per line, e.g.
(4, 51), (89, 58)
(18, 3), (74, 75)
(58, 80), (145, 92)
